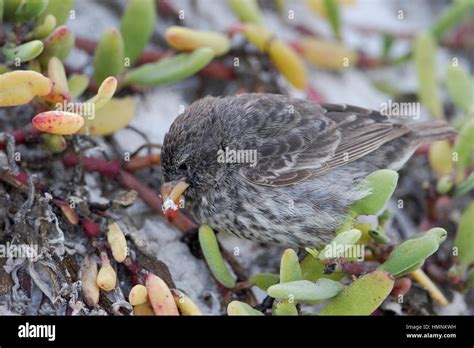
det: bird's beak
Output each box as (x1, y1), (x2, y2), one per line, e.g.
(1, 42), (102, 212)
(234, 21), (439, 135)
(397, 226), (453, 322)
(161, 179), (189, 213)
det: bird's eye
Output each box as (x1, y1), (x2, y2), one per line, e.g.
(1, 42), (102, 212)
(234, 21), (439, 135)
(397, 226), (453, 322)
(178, 162), (188, 171)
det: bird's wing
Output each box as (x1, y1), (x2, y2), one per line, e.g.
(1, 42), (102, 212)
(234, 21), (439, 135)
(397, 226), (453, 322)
(235, 95), (410, 186)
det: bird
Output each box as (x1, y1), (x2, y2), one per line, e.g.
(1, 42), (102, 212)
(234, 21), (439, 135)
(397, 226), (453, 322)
(160, 93), (456, 247)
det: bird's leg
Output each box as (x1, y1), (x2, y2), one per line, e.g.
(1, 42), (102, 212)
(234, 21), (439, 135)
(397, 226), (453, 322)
(254, 295), (274, 313)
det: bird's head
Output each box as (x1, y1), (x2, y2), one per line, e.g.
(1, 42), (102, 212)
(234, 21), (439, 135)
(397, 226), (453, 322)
(160, 96), (226, 213)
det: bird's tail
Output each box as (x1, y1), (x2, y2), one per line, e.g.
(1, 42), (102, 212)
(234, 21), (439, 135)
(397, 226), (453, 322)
(408, 120), (457, 145)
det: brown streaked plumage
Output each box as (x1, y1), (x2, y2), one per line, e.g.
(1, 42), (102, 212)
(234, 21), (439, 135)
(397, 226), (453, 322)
(161, 93), (456, 247)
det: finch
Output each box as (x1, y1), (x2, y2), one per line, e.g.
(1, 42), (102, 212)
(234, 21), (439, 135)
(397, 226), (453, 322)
(160, 93), (455, 247)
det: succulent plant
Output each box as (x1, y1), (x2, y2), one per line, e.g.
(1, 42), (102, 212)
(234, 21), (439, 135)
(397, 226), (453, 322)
(1, 0), (473, 320)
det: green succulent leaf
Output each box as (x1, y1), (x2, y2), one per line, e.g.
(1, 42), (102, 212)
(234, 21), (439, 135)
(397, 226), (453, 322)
(300, 254), (344, 282)
(455, 203), (474, 267)
(351, 169), (399, 216)
(267, 279), (343, 302)
(123, 47), (214, 86)
(467, 269), (474, 288)
(446, 65), (474, 114)
(38, 0), (75, 26)
(40, 133), (67, 154)
(47, 56), (69, 99)
(436, 175), (454, 195)
(227, 0), (263, 24)
(3, 0), (21, 20)
(120, 0), (156, 65)
(273, 301), (298, 316)
(368, 229), (391, 244)
(67, 73), (89, 99)
(424, 226), (448, 243)
(455, 172), (474, 196)
(15, 0), (48, 22)
(320, 270), (394, 315)
(280, 249), (303, 283)
(250, 273), (279, 291)
(324, 0), (341, 40)
(431, 0), (474, 41)
(453, 118), (474, 171)
(28, 13), (56, 40)
(227, 301), (263, 316)
(39, 25), (75, 67)
(319, 229), (361, 260)
(198, 224), (236, 289)
(378, 228), (447, 277)
(93, 28), (125, 85)
(2, 40), (44, 63)
(414, 32), (443, 119)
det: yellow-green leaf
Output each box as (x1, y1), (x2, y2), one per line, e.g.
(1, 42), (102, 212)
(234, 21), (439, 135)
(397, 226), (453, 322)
(431, 0), (474, 41)
(82, 97), (135, 136)
(250, 273), (279, 291)
(280, 249), (302, 283)
(94, 28), (124, 85)
(273, 300), (298, 316)
(48, 56), (70, 99)
(323, 0), (341, 40)
(227, 301), (263, 316)
(123, 47), (214, 86)
(39, 25), (75, 67)
(198, 224), (236, 289)
(3, 0), (22, 20)
(120, 0), (156, 65)
(86, 76), (117, 110)
(320, 270), (394, 315)
(446, 65), (474, 114)
(227, 0), (263, 24)
(32, 110), (84, 135)
(165, 26), (230, 57)
(455, 203), (474, 267)
(0, 70), (53, 106)
(351, 169), (399, 216)
(414, 32), (443, 119)
(428, 140), (454, 178)
(268, 279), (343, 302)
(378, 228), (447, 277)
(40, 133), (67, 153)
(67, 73), (89, 99)
(300, 254), (344, 282)
(268, 39), (308, 90)
(453, 118), (474, 171)
(2, 40), (44, 63)
(297, 37), (358, 70)
(15, 0), (48, 22)
(318, 229), (361, 260)
(29, 14), (57, 40)
(38, 0), (75, 26)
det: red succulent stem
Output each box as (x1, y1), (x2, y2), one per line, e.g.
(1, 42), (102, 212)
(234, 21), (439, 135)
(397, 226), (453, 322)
(0, 127), (41, 149)
(306, 85), (326, 103)
(124, 153), (161, 171)
(62, 153), (197, 232)
(62, 153), (121, 178)
(199, 62), (236, 80)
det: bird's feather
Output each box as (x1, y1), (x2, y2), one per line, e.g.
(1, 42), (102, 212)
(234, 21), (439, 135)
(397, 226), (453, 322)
(233, 95), (410, 186)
